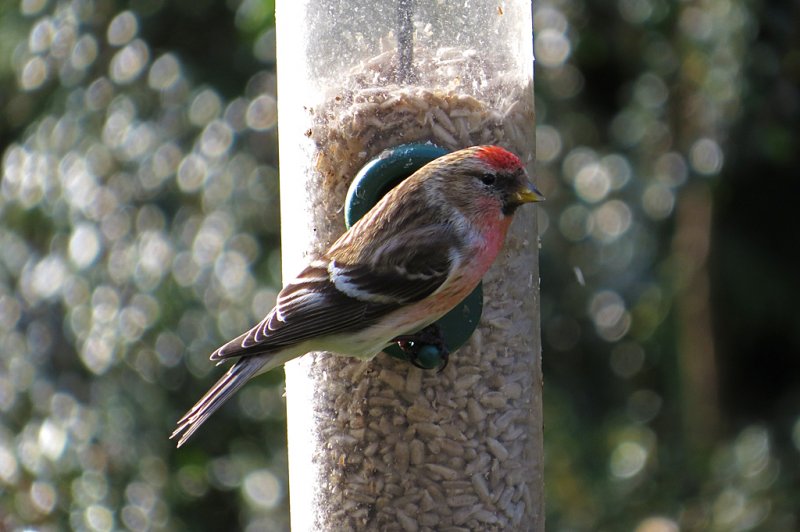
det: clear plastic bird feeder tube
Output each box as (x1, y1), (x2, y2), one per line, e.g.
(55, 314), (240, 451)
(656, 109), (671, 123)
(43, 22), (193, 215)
(276, 1), (542, 530)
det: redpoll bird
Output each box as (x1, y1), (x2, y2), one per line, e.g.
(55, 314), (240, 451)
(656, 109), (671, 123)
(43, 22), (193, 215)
(171, 145), (544, 446)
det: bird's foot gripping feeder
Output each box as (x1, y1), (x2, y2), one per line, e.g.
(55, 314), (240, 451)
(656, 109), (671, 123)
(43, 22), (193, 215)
(392, 323), (450, 372)
(345, 143), (483, 370)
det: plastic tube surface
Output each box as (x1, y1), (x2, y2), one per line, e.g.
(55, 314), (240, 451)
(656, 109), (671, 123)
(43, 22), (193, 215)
(276, 1), (543, 529)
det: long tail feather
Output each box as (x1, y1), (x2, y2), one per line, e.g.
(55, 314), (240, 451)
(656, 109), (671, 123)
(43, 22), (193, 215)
(171, 356), (271, 447)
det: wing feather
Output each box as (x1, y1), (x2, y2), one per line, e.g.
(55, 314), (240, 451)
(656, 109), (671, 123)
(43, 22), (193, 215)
(211, 227), (457, 361)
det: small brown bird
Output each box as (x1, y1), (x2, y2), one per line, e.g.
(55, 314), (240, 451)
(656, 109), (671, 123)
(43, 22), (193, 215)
(171, 145), (544, 446)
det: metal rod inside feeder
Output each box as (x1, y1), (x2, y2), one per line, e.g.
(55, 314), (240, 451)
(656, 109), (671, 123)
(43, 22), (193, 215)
(396, 0), (415, 83)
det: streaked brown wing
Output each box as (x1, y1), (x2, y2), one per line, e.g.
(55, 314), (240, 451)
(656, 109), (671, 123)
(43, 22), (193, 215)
(210, 244), (452, 361)
(209, 267), (391, 361)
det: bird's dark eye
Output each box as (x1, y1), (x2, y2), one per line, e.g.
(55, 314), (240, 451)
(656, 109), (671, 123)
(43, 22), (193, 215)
(480, 173), (496, 186)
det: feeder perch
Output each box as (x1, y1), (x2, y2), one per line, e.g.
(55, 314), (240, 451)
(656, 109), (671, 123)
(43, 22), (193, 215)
(345, 143), (484, 368)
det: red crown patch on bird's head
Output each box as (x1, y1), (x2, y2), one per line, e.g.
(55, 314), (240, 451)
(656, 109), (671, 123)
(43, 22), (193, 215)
(475, 146), (523, 171)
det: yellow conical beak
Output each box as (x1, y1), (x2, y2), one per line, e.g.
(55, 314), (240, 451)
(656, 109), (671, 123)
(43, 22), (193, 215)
(513, 180), (545, 204)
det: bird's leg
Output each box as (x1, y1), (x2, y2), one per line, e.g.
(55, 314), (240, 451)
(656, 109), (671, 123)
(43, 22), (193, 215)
(391, 323), (450, 372)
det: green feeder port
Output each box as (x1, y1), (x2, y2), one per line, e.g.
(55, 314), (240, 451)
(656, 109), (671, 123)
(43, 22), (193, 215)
(344, 143), (483, 369)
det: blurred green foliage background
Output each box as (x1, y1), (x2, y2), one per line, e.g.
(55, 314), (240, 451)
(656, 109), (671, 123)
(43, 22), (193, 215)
(1, 0), (798, 530)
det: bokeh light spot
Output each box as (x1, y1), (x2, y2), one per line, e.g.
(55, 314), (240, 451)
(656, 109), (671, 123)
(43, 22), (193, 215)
(118, 305), (147, 342)
(110, 40), (149, 85)
(734, 426), (770, 477)
(592, 200), (633, 242)
(618, 0), (655, 25)
(148, 53), (181, 91)
(680, 6), (713, 42)
(152, 142), (182, 181)
(51, 21), (77, 61)
(189, 89), (223, 127)
(634, 72), (669, 109)
(121, 505), (149, 531)
(209, 457), (242, 489)
(562, 147), (596, 183)
(0, 444), (20, 484)
(171, 252), (201, 287)
(601, 154), (632, 191)
(200, 120), (234, 158)
(243, 469), (282, 510)
(136, 231), (174, 290)
(610, 440), (648, 479)
(20, 56), (50, 91)
(92, 286), (120, 325)
(535, 28), (571, 68)
(177, 465), (209, 498)
(69, 223), (103, 269)
(546, 64), (584, 99)
(712, 488), (746, 528)
(29, 17), (54, 53)
(610, 109), (647, 147)
(121, 123), (156, 162)
(107, 11), (138, 47)
(21, 0), (48, 16)
(27, 256), (67, 302)
(38, 419), (67, 460)
(225, 97), (250, 132)
(642, 183), (675, 220)
(177, 154), (207, 192)
(193, 212), (233, 266)
(574, 162), (611, 203)
(30, 480), (57, 515)
(654, 152), (688, 187)
(534, 6), (568, 34)
(558, 205), (591, 242)
(154, 331), (183, 367)
(80, 332), (117, 375)
(590, 290), (631, 341)
(690, 137), (723, 175)
(634, 516), (680, 532)
(253, 28), (277, 63)
(535, 124), (562, 163)
(85, 504), (114, 532)
(246, 94), (278, 131)
(71, 34), (99, 70)
(214, 251), (251, 297)
(85, 77), (115, 111)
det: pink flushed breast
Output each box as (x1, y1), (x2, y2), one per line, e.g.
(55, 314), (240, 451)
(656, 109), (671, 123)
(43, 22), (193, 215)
(430, 212), (513, 311)
(378, 212), (515, 338)
(477, 216), (513, 269)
